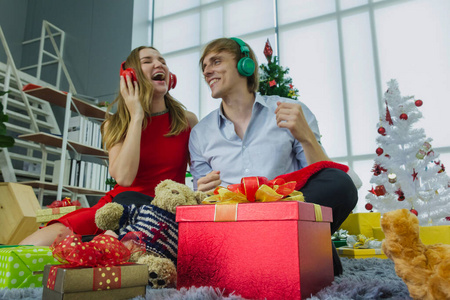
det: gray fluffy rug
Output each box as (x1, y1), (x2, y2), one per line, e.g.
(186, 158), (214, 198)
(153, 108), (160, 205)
(0, 258), (411, 300)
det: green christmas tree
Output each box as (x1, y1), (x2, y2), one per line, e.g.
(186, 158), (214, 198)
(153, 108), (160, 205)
(259, 39), (299, 100)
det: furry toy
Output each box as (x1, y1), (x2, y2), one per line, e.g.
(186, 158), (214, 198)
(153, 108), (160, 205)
(95, 179), (207, 288)
(381, 209), (450, 300)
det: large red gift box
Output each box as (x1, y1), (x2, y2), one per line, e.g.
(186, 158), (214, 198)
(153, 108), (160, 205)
(176, 201), (334, 300)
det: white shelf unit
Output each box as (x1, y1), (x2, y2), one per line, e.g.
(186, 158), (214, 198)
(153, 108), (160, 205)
(19, 86), (111, 205)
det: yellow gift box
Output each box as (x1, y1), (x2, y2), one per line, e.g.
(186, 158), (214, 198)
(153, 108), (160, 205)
(419, 225), (450, 245)
(372, 227), (385, 241)
(372, 224), (449, 245)
(36, 206), (82, 223)
(337, 247), (387, 259)
(339, 212), (381, 238)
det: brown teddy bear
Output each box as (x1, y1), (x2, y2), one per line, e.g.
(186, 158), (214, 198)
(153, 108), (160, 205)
(95, 179), (207, 288)
(381, 208), (450, 300)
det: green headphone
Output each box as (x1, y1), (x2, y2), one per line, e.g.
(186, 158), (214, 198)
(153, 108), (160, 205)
(230, 37), (255, 77)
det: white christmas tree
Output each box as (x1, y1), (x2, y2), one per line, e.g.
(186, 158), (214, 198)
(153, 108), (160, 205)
(365, 79), (450, 226)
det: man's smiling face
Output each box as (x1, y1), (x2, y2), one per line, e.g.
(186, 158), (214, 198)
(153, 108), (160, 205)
(202, 51), (244, 99)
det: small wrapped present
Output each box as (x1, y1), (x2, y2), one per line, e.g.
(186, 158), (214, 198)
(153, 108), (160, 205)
(337, 234), (386, 259)
(337, 247), (387, 259)
(42, 232), (148, 299)
(0, 246), (61, 288)
(332, 229), (348, 248)
(36, 206), (82, 223)
(346, 234), (382, 249)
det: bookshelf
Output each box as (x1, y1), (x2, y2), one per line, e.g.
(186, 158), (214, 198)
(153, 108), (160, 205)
(20, 86), (111, 204)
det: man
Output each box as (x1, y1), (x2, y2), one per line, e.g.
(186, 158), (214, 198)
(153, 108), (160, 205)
(189, 37), (358, 276)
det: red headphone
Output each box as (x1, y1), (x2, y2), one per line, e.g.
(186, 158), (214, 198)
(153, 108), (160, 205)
(120, 61), (177, 91)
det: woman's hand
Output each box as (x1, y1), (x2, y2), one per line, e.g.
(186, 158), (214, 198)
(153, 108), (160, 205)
(120, 75), (144, 120)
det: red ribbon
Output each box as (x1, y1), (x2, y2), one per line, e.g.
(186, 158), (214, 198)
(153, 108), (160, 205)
(47, 197), (82, 208)
(225, 177), (296, 202)
(50, 231), (145, 267)
(47, 232), (145, 291)
(216, 161), (350, 202)
(47, 265), (124, 291)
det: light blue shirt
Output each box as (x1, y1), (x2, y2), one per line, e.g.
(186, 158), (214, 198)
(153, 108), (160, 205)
(189, 94), (323, 189)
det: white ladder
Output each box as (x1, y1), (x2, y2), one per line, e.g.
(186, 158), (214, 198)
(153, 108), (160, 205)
(0, 23), (91, 207)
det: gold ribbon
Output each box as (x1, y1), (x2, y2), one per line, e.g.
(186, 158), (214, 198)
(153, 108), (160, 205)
(352, 234), (376, 249)
(313, 204), (323, 222)
(214, 204), (238, 222)
(203, 185), (304, 205)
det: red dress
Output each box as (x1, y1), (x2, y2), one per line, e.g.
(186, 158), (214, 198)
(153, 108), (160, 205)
(47, 112), (190, 235)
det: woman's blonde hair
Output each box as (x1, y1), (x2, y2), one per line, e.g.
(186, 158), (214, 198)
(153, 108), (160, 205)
(101, 46), (188, 151)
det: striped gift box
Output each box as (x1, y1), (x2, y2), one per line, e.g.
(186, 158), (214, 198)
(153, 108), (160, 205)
(36, 206), (82, 223)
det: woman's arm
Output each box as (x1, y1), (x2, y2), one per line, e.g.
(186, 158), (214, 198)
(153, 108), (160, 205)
(185, 110), (199, 166)
(186, 110), (199, 129)
(108, 76), (144, 186)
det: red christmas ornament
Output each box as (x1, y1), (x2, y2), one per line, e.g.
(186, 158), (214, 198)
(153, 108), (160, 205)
(269, 79), (277, 87)
(263, 39), (273, 62)
(378, 127), (386, 135)
(446, 216), (450, 221)
(434, 161), (445, 173)
(395, 189), (405, 201)
(385, 154), (391, 158)
(410, 209), (418, 216)
(371, 164), (387, 176)
(412, 168), (418, 181)
(385, 101), (393, 125)
(400, 113), (408, 120)
(375, 185), (386, 196)
(415, 99), (423, 107)
(368, 187), (376, 195)
(365, 203), (373, 211)
(376, 147), (384, 156)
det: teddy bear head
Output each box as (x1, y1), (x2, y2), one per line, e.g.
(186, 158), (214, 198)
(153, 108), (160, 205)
(151, 179), (207, 214)
(95, 179), (207, 232)
(381, 208), (420, 239)
(381, 209), (423, 259)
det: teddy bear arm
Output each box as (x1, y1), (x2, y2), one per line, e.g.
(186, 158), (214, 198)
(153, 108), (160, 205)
(94, 202), (124, 231)
(194, 191), (208, 204)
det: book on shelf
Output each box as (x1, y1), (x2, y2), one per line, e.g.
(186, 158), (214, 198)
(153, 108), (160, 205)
(67, 116), (103, 149)
(52, 160), (71, 185)
(52, 159), (108, 191)
(67, 116), (86, 144)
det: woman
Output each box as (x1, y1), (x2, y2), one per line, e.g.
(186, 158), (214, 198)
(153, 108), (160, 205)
(20, 46), (198, 246)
